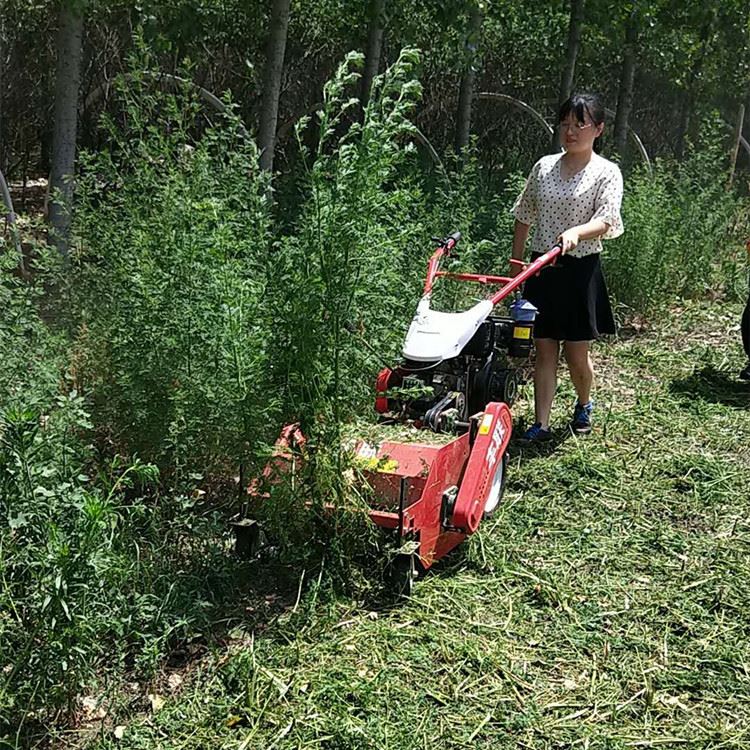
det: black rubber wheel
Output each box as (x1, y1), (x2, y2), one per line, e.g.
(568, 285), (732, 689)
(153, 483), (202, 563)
(493, 368), (521, 407)
(482, 451), (508, 519)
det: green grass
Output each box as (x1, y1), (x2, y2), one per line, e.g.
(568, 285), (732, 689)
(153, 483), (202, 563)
(72, 301), (750, 750)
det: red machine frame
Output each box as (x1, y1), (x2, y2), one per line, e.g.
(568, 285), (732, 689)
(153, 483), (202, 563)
(251, 239), (563, 592)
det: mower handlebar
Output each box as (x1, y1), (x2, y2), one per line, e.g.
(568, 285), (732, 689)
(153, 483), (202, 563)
(431, 231), (462, 252)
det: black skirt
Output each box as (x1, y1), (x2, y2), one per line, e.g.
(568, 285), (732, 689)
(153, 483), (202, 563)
(523, 252), (615, 341)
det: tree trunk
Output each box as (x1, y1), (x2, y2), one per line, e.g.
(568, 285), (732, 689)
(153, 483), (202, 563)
(454, 1), (483, 155)
(258, 0), (291, 173)
(49, 0), (84, 256)
(360, 0), (386, 108)
(553, 0), (585, 150)
(0, 16), (5, 177)
(613, 6), (639, 159)
(728, 104), (745, 189)
(675, 13), (714, 159)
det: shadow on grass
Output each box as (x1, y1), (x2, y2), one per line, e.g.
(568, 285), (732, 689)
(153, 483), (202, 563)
(669, 365), (750, 409)
(507, 421), (574, 459)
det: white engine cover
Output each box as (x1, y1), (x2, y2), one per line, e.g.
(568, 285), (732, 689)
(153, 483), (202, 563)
(402, 297), (494, 362)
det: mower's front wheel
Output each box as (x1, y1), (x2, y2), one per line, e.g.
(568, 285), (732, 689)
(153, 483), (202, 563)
(483, 451), (508, 519)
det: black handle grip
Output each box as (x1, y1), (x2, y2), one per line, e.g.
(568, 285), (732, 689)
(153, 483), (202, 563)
(432, 231), (462, 248)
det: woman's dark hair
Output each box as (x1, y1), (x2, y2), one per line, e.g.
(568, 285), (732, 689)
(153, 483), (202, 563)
(558, 92), (605, 126)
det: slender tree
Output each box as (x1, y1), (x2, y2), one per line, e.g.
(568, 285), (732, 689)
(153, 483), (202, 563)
(361, 0), (386, 107)
(258, 0), (291, 173)
(674, 8), (715, 159)
(0, 15), (5, 177)
(553, 0), (585, 149)
(613, 4), (640, 158)
(49, 0), (84, 255)
(728, 103), (745, 188)
(454, 0), (483, 154)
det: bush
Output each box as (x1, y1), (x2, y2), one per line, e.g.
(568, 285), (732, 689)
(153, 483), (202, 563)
(71, 70), (274, 478)
(605, 133), (750, 314)
(1, 69), (272, 737)
(266, 49), (427, 434)
(0, 391), (243, 733)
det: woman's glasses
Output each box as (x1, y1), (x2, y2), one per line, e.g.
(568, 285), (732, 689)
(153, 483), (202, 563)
(560, 120), (594, 133)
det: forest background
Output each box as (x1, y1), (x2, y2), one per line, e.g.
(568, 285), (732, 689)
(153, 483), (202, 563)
(1, 0), (750, 746)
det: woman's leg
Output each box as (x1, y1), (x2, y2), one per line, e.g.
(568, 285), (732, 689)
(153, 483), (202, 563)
(534, 338), (560, 429)
(563, 340), (593, 405)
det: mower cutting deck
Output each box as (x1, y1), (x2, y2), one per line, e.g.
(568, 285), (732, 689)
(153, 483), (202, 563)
(352, 402), (512, 594)
(248, 234), (562, 593)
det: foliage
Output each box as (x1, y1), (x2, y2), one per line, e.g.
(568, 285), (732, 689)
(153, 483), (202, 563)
(267, 48), (425, 433)
(5, 0), (750, 181)
(0, 243), (248, 736)
(605, 125), (750, 312)
(80, 300), (750, 750)
(71, 64), (274, 477)
(0, 390), (245, 732)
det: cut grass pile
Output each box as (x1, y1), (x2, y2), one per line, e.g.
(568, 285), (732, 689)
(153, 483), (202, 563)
(342, 421), (457, 447)
(81, 301), (750, 749)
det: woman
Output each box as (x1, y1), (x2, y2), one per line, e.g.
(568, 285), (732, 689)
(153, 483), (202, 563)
(510, 92), (624, 442)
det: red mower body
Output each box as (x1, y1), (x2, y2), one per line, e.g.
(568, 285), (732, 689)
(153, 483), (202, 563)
(245, 236), (562, 591)
(354, 401), (512, 569)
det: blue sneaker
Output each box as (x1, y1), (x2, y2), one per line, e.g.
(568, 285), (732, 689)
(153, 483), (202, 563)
(571, 400), (594, 434)
(520, 422), (552, 443)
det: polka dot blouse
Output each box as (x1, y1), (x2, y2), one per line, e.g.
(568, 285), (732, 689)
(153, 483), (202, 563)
(511, 152), (624, 259)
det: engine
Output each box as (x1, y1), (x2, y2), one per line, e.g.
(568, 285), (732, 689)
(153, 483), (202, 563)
(376, 314), (532, 433)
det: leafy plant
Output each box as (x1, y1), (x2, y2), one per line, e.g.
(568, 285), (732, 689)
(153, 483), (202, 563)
(71, 62), (274, 478)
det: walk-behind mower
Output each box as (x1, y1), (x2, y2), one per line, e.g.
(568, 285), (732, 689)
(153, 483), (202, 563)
(250, 233), (562, 594)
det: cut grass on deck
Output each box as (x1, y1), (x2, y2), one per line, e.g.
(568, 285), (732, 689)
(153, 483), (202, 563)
(86, 302), (750, 750)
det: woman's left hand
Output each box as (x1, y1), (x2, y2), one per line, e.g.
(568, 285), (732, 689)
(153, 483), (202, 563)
(557, 229), (580, 254)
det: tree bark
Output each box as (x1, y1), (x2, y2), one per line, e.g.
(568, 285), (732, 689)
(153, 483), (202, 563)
(675, 12), (714, 159)
(360, 0), (386, 108)
(553, 0), (585, 150)
(613, 6), (639, 159)
(49, 0), (84, 256)
(728, 104), (745, 188)
(0, 16), (5, 177)
(454, 1), (483, 155)
(258, 0), (291, 173)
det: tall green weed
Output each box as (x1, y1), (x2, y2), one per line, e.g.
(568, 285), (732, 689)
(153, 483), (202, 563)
(267, 49), (425, 432)
(605, 133), (749, 313)
(1, 68), (273, 738)
(72, 70), (273, 477)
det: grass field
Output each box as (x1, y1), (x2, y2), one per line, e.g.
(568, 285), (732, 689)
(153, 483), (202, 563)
(72, 301), (750, 750)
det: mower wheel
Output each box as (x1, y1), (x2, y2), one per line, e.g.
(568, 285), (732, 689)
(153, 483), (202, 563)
(483, 451), (508, 519)
(389, 552), (419, 597)
(493, 369), (521, 407)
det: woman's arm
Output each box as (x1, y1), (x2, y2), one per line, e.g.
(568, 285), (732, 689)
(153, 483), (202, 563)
(558, 218), (610, 254)
(510, 220), (531, 276)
